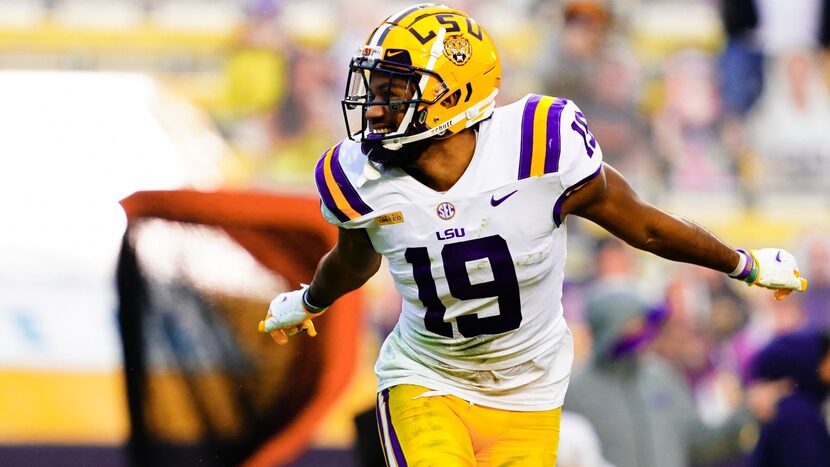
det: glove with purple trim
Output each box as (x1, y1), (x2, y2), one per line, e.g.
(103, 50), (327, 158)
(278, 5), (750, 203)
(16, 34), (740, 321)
(730, 248), (809, 300)
(258, 286), (327, 345)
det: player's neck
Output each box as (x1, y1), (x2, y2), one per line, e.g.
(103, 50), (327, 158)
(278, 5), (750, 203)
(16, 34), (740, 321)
(403, 128), (476, 192)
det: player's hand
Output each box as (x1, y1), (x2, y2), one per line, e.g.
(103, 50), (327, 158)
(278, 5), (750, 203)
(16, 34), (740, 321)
(258, 287), (327, 345)
(748, 248), (809, 300)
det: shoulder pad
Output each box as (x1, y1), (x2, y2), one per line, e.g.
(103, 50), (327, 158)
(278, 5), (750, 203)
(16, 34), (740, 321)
(314, 142), (373, 223)
(518, 94), (570, 179)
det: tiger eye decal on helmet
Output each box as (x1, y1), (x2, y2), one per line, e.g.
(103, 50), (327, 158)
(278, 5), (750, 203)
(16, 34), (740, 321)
(341, 3), (502, 155)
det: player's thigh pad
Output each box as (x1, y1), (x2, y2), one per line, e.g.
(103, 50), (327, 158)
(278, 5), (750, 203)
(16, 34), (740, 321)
(471, 405), (561, 467)
(377, 385), (476, 467)
(377, 385), (561, 466)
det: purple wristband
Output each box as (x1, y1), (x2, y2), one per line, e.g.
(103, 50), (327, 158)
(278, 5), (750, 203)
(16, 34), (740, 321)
(731, 249), (755, 281)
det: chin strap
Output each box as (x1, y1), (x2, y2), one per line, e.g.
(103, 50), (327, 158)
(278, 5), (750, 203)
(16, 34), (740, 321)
(356, 87), (496, 187)
(380, 88), (498, 150)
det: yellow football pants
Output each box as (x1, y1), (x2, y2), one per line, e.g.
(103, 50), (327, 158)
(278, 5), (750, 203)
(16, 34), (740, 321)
(376, 384), (561, 466)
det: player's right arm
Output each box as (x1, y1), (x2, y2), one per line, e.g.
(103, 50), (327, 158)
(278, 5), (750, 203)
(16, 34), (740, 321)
(307, 227), (382, 307)
(260, 226), (381, 344)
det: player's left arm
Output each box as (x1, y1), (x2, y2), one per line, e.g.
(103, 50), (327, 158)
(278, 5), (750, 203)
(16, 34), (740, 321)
(563, 163), (807, 297)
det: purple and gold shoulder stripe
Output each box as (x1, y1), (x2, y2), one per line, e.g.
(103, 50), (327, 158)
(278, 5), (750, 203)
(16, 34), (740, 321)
(518, 94), (568, 179)
(314, 143), (373, 223)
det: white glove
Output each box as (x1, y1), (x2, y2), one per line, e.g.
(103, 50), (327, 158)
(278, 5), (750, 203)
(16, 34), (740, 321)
(744, 248), (809, 300)
(258, 286), (327, 345)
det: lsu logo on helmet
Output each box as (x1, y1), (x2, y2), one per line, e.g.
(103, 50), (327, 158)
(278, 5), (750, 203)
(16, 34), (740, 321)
(341, 3), (502, 154)
(443, 34), (472, 65)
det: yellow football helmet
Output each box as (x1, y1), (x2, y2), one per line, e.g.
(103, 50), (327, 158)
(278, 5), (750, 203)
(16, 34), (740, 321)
(342, 3), (501, 156)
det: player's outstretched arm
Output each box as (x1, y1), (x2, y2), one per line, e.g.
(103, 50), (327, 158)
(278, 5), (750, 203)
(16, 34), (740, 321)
(562, 163), (807, 298)
(260, 227), (381, 344)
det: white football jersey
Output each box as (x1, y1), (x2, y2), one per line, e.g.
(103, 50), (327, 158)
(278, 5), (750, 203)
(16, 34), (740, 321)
(315, 95), (603, 411)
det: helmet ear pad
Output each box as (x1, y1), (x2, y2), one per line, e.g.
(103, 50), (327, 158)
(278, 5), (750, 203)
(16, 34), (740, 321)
(440, 89), (462, 110)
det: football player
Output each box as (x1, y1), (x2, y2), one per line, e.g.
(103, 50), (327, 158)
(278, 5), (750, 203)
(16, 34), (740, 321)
(260, 4), (808, 465)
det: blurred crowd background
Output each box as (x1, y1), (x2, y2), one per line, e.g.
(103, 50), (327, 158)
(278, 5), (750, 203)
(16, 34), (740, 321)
(1, 0), (830, 466)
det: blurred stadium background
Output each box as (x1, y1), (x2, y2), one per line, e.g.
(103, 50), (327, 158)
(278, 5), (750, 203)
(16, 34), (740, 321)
(0, 0), (828, 466)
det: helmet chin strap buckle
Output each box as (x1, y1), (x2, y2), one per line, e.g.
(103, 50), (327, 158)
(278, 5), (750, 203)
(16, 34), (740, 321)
(356, 159), (383, 187)
(382, 139), (403, 151)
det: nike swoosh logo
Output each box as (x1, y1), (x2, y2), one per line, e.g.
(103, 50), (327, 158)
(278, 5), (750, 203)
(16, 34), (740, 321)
(387, 50), (405, 57)
(775, 251), (782, 262)
(490, 190), (518, 207)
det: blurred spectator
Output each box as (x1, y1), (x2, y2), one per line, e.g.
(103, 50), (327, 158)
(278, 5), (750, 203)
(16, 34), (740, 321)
(655, 266), (718, 383)
(717, 0), (830, 202)
(717, 0), (765, 204)
(719, 0), (765, 118)
(651, 49), (736, 192)
(578, 51), (659, 197)
(538, 0), (614, 105)
(737, 0), (830, 194)
(269, 47), (339, 139)
(215, 0), (288, 180)
(656, 266), (753, 386)
(746, 330), (830, 466)
(565, 286), (751, 467)
(799, 233), (830, 331)
(562, 236), (643, 365)
(745, 50), (830, 193)
(593, 236), (636, 280)
(257, 46), (340, 185)
(224, 0), (344, 186)
(657, 267), (759, 427)
(749, 287), (808, 338)
(557, 410), (615, 467)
